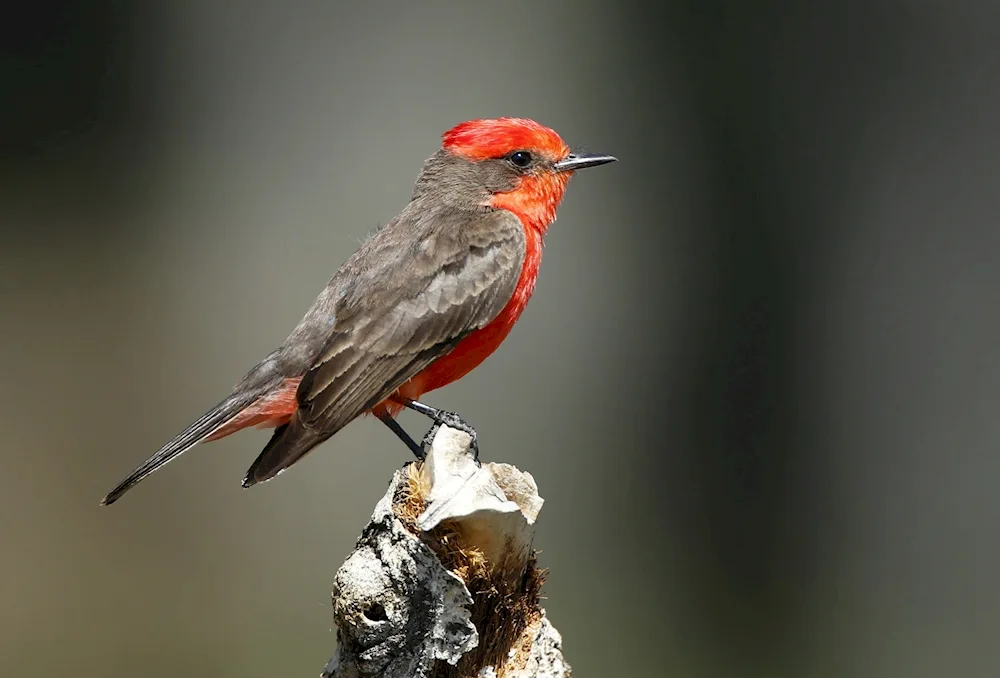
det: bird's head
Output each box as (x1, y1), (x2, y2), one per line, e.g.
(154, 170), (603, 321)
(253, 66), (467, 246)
(414, 118), (616, 233)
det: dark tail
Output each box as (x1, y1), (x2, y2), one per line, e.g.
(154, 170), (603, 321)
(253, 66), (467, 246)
(101, 390), (265, 506)
(241, 418), (328, 489)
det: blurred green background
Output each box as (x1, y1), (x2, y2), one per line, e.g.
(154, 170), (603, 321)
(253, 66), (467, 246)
(3, 1), (1000, 676)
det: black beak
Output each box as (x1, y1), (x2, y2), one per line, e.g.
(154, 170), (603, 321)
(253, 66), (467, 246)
(553, 151), (618, 172)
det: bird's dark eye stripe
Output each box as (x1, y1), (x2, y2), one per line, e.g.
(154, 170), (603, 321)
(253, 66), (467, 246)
(508, 151), (532, 168)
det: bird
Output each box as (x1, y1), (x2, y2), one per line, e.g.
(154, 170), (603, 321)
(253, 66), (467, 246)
(101, 117), (617, 505)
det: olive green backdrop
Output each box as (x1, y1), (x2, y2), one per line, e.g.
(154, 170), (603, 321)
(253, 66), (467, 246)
(3, 2), (1000, 676)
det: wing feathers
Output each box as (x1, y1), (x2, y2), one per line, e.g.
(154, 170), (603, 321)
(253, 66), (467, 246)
(243, 206), (526, 485)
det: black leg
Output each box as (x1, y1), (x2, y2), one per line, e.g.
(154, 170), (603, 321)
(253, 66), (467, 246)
(376, 411), (426, 460)
(394, 397), (479, 460)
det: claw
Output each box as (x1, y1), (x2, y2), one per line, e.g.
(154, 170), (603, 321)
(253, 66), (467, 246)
(419, 411), (479, 462)
(394, 398), (480, 462)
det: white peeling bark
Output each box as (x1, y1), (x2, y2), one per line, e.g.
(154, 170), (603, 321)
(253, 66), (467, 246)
(322, 425), (570, 678)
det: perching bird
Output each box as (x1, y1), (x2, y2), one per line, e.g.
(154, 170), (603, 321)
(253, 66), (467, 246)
(101, 117), (616, 505)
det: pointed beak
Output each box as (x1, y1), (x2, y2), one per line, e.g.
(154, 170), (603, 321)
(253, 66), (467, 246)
(553, 151), (618, 173)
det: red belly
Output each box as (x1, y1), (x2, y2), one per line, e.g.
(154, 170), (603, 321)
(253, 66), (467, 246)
(389, 313), (520, 408)
(378, 227), (542, 415)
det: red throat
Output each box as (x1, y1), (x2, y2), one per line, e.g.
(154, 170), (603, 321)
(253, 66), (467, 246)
(488, 172), (571, 234)
(441, 117), (573, 234)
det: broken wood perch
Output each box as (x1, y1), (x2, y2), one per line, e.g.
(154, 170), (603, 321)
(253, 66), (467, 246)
(322, 425), (570, 678)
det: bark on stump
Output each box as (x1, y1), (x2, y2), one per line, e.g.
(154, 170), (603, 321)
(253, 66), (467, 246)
(321, 425), (569, 678)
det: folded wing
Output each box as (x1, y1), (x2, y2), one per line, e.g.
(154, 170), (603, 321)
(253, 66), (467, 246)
(242, 203), (525, 486)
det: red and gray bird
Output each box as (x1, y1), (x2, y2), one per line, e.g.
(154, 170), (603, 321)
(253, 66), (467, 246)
(101, 117), (616, 505)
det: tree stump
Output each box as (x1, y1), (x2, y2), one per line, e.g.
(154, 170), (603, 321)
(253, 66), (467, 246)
(321, 425), (570, 678)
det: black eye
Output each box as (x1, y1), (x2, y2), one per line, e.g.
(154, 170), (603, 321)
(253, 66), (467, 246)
(508, 150), (533, 168)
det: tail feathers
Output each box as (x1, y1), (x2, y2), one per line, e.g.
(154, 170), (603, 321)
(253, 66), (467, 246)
(241, 418), (328, 489)
(101, 391), (264, 506)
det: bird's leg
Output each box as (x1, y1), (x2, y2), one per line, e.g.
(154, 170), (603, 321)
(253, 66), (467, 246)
(375, 411), (426, 461)
(393, 397), (479, 460)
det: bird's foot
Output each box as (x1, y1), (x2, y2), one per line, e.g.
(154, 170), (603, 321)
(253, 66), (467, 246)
(419, 411), (479, 461)
(393, 397), (480, 462)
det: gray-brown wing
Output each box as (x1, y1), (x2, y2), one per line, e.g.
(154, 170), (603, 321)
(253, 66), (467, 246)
(242, 204), (525, 486)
